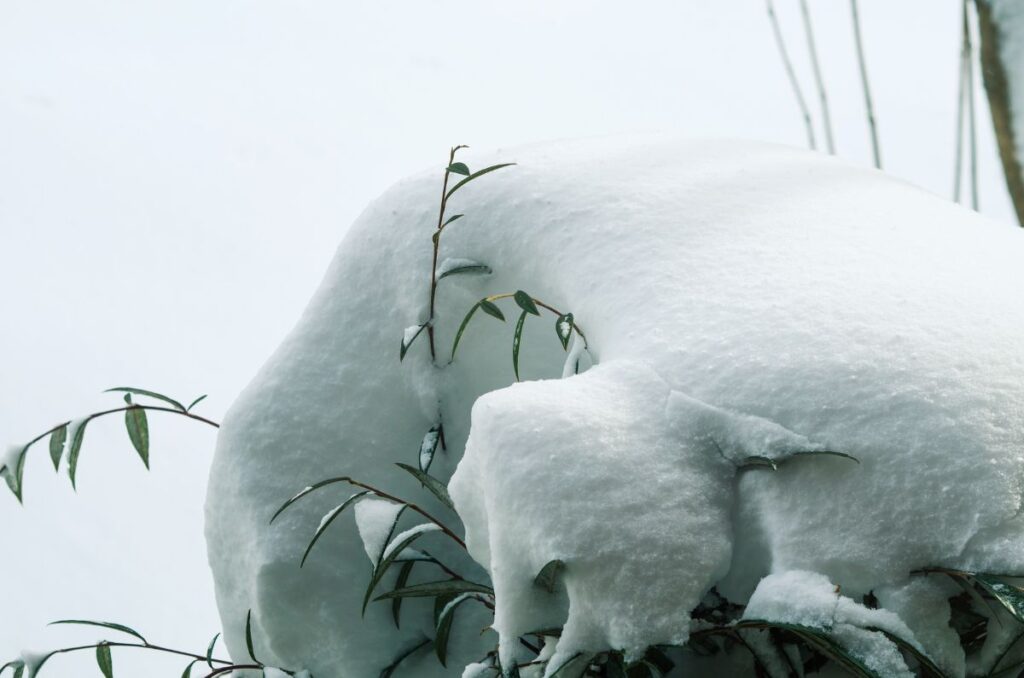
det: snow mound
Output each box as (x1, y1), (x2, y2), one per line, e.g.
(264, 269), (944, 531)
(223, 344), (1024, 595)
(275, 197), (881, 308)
(205, 136), (1024, 677)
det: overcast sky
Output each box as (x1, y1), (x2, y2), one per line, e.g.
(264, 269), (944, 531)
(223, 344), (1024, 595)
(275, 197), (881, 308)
(0, 0), (1015, 673)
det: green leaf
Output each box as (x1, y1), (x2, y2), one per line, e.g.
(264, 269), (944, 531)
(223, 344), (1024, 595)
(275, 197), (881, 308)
(186, 395), (208, 412)
(269, 476), (356, 524)
(437, 262), (492, 281)
(419, 425), (442, 473)
(395, 463), (455, 512)
(125, 407), (150, 469)
(480, 300), (505, 321)
(49, 619), (147, 644)
(445, 163), (516, 200)
(104, 387), (185, 412)
(205, 633), (220, 669)
(739, 456), (778, 471)
(96, 643), (113, 678)
(181, 659), (198, 678)
(735, 620), (881, 678)
(361, 512), (436, 615)
(440, 214), (464, 229)
(740, 450), (859, 471)
(400, 324), (428, 362)
(434, 593), (484, 667)
(380, 638), (430, 678)
(555, 314), (574, 351)
(67, 419), (90, 490)
(1, 444), (28, 503)
(512, 310), (528, 381)
(450, 302), (481, 363)
(513, 290), (540, 316)
(534, 559), (564, 593)
(974, 574), (1024, 624)
(301, 491), (371, 566)
(447, 162), (470, 176)
(391, 561), (416, 628)
(245, 610), (258, 664)
(49, 426), (67, 471)
(375, 579), (493, 601)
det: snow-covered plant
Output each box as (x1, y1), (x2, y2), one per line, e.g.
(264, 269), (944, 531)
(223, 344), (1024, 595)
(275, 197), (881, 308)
(0, 386), (217, 503)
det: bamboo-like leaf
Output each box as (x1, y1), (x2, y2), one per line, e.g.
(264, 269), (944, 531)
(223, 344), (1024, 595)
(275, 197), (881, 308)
(49, 426), (67, 471)
(440, 214), (464, 229)
(447, 162), (470, 176)
(186, 395), (208, 412)
(419, 425), (442, 473)
(67, 419), (89, 490)
(181, 659), (198, 678)
(435, 593), (484, 666)
(974, 574), (1024, 623)
(395, 463), (455, 512)
(96, 643), (113, 678)
(391, 561), (416, 628)
(513, 290), (540, 315)
(437, 261), (492, 281)
(400, 324), (428, 362)
(205, 633), (220, 669)
(362, 522), (440, 614)
(740, 450), (859, 471)
(245, 610), (258, 664)
(739, 456), (778, 471)
(270, 476), (355, 524)
(534, 559), (565, 593)
(1, 444), (28, 503)
(301, 491), (370, 566)
(555, 314), (574, 351)
(512, 310), (528, 381)
(374, 579), (494, 601)
(445, 163), (516, 200)
(736, 620), (881, 678)
(125, 406), (150, 469)
(104, 387), (185, 412)
(866, 627), (944, 677)
(480, 300), (505, 321)
(49, 619), (147, 644)
(450, 302), (481, 363)
(380, 638), (430, 678)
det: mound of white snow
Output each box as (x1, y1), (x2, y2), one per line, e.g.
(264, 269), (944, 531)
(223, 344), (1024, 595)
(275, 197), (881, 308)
(205, 137), (1024, 677)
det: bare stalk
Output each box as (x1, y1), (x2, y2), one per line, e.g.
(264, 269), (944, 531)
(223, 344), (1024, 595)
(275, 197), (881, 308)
(964, 0), (980, 209)
(850, 0), (882, 168)
(799, 0), (835, 154)
(426, 145), (468, 363)
(765, 0), (817, 150)
(954, 1), (968, 203)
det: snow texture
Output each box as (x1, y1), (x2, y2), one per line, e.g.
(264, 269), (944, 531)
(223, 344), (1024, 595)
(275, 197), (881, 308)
(206, 137), (1024, 677)
(353, 497), (404, 565)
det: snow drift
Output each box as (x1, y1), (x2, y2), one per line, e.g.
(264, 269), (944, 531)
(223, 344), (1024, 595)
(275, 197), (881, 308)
(205, 137), (1024, 677)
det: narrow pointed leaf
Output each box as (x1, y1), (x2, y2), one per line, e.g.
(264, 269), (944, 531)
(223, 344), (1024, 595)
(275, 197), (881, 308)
(419, 425), (441, 473)
(205, 633), (220, 668)
(186, 395), (208, 412)
(450, 302), (481, 363)
(181, 659), (199, 678)
(125, 406), (150, 469)
(49, 426), (67, 471)
(301, 491), (371, 566)
(104, 387), (185, 412)
(245, 610), (258, 663)
(974, 574), (1024, 623)
(362, 520), (439, 614)
(380, 638), (430, 678)
(395, 463), (455, 512)
(437, 261), (492, 281)
(534, 559), (564, 593)
(447, 162), (470, 176)
(739, 456), (778, 471)
(440, 214), (464, 229)
(96, 644), (113, 678)
(435, 593), (484, 666)
(1, 444), (28, 503)
(512, 310), (528, 381)
(400, 324), (428, 362)
(49, 619), (147, 644)
(375, 579), (494, 601)
(445, 163), (516, 200)
(480, 300), (505, 321)
(391, 561), (416, 628)
(67, 419), (90, 490)
(866, 627), (944, 677)
(270, 476), (355, 524)
(513, 291), (539, 316)
(555, 313), (574, 351)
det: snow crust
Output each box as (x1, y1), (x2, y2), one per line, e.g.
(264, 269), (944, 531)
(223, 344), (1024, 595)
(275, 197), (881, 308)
(205, 137), (1024, 677)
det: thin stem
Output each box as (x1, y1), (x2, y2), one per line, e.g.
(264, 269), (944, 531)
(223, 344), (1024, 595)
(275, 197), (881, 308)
(427, 146), (466, 362)
(799, 0), (835, 154)
(484, 293), (590, 349)
(850, 0), (882, 168)
(24, 404), (219, 451)
(955, 1), (968, 203)
(964, 0), (980, 210)
(37, 641), (234, 666)
(765, 0), (817, 150)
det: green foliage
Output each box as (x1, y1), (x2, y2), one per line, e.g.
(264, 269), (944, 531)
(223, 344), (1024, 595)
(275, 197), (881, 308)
(95, 643), (113, 678)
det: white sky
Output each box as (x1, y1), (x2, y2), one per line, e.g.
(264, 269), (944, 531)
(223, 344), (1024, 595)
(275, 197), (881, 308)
(0, 0), (1016, 673)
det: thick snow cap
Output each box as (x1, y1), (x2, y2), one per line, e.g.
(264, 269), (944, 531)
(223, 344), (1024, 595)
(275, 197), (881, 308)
(205, 137), (1024, 677)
